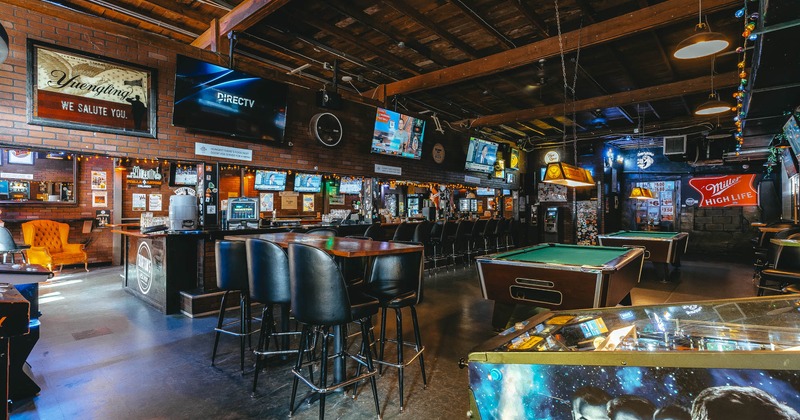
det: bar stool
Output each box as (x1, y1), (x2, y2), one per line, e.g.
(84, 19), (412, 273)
(341, 235), (372, 287)
(757, 232), (800, 295)
(363, 244), (426, 411)
(482, 218), (498, 254)
(392, 222), (416, 242)
(0, 227), (29, 264)
(307, 228), (337, 237)
(212, 240), (254, 372)
(245, 238), (299, 395)
(364, 222), (383, 241)
(450, 220), (473, 266)
(467, 219), (487, 258)
(412, 220), (432, 266)
(288, 243), (381, 420)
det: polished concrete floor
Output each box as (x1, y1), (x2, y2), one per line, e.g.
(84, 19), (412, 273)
(11, 256), (758, 419)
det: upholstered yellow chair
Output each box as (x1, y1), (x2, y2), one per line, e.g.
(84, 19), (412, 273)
(21, 220), (88, 272)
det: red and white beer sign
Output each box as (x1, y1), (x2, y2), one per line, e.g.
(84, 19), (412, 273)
(688, 175), (758, 207)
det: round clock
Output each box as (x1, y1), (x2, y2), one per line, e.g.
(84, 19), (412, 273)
(309, 112), (343, 147)
(544, 150), (560, 164)
(432, 143), (445, 164)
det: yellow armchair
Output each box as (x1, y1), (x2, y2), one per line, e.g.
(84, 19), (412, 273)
(21, 220), (88, 272)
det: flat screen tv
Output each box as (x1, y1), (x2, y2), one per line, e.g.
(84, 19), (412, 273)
(476, 187), (495, 196)
(465, 137), (498, 173)
(169, 163), (198, 187)
(783, 115), (800, 160)
(502, 189), (511, 195)
(173, 55), (288, 142)
(254, 170), (287, 191)
(371, 108), (425, 159)
(339, 176), (363, 194)
(781, 147), (798, 178)
(294, 173), (322, 193)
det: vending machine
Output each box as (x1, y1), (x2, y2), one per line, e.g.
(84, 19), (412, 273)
(542, 206), (565, 243)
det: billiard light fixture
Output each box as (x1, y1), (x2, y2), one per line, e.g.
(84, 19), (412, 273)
(673, 1), (729, 60)
(542, 162), (595, 188)
(629, 186), (655, 200)
(695, 92), (731, 115)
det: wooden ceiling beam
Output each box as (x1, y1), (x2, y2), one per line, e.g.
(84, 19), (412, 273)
(509, 0), (549, 39)
(192, 0), (292, 49)
(461, 72), (738, 128)
(447, 0), (516, 49)
(380, 0), (481, 59)
(368, 0), (740, 100)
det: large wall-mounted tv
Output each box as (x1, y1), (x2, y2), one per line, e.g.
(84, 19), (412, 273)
(339, 176), (363, 194)
(476, 187), (495, 196)
(783, 115), (800, 161)
(294, 173), (322, 193)
(254, 170), (287, 191)
(173, 55), (288, 143)
(465, 137), (498, 173)
(371, 108), (425, 159)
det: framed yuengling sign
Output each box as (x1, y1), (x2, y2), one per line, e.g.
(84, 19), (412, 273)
(27, 40), (157, 138)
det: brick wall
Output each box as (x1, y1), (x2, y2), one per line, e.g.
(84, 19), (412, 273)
(679, 205), (761, 259)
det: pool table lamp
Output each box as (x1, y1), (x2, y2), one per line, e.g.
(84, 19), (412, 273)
(0, 23), (8, 64)
(629, 186), (655, 200)
(542, 162), (594, 187)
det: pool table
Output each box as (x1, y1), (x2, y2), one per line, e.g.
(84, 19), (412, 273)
(597, 230), (688, 281)
(475, 243), (645, 310)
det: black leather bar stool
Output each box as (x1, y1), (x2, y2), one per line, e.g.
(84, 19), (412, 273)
(392, 222), (416, 242)
(755, 228), (800, 287)
(757, 233), (800, 296)
(341, 235), (372, 287)
(288, 243), (381, 420)
(212, 240), (253, 372)
(307, 228), (337, 237)
(430, 220), (455, 269)
(364, 222), (383, 241)
(245, 238), (299, 394)
(482, 218), (498, 254)
(412, 220), (432, 269)
(467, 219), (487, 258)
(363, 243), (426, 411)
(493, 217), (507, 251)
(450, 220), (473, 266)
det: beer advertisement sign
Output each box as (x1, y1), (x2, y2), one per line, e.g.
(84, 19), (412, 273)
(27, 40), (157, 138)
(688, 175), (758, 207)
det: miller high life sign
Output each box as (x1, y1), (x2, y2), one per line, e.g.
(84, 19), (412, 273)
(688, 175), (758, 207)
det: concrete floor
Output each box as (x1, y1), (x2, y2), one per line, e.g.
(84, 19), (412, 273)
(11, 256), (758, 419)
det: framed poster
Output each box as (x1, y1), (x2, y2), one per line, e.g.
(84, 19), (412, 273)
(8, 150), (34, 165)
(91, 191), (107, 207)
(259, 193), (274, 212)
(302, 194), (315, 212)
(27, 40), (157, 138)
(148, 194), (162, 211)
(91, 171), (107, 190)
(329, 194), (345, 205)
(132, 193), (147, 211)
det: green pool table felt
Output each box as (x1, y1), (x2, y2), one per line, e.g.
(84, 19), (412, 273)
(492, 244), (630, 267)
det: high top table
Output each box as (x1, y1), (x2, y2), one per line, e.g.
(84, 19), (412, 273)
(227, 233), (423, 386)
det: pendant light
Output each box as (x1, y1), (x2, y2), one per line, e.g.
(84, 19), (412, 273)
(674, 0), (729, 59)
(695, 59), (732, 116)
(0, 23), (9, 64)
(629, 105), (655, 200)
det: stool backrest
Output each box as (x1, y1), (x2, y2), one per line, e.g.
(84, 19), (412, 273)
(245, 238), (290, 304)
(392, 222), (417, 241)
(412, 220), (431, 244)
(368, 244), (424, 305)
(494, 218), (507, 235)
(306, 228), (337, 237)
(289, 243), (351, 325)
(364, 223), (383, 241)
(215, 240), (249, 292)
(470, 219), (486, 238)
(0, 227), (20, 252)
(483, 218), (498, 237)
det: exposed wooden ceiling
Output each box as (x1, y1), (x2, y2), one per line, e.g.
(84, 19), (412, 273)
(29, 0), (793, 152)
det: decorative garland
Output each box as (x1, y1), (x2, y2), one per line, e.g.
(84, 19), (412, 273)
(732, 3), (760, 154)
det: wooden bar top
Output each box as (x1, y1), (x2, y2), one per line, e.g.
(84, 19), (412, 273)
(0, 263), (53, 285)
(760, 227), (788, 233)
(227, 232), (422, 258)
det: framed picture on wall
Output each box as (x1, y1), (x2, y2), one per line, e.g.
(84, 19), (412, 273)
(8, 150), (35, 165)
(27, 40), (157, 138)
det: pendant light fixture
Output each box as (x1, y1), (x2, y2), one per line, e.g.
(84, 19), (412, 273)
(695, 59), (732, 116)
(0, 22), (9, 64)
(674, 0), (729, 59)
(542, 0), (594, 189)
(629, 105), (655, 200)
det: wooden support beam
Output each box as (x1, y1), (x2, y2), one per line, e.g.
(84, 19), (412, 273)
(368, 0), (740, 101)
(462, 72), (738, 128)
(192, 0), (291, 49)
(381, 0), (480, 59)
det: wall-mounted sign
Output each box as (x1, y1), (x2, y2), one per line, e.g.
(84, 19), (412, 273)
(194, 142), (253, 161)
(464, 175), (480, 184)
(375, 164), (402, 176)
(637, 151), (655, 169)
(688, 175), (758, 207)
(126, 166), (162, 187)
(544, 151), (560, 164)
(27, 40), (157, 138)
(0, 172), (34, 180)
(432, 143), (446, 164)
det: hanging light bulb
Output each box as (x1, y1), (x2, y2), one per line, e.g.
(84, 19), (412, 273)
(695, 92), (732, 115)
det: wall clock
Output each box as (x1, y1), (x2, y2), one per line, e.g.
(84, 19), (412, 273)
(309, 112), (342, 147)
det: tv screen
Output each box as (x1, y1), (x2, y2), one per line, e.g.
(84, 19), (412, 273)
(465, 137), (498, 173)
(169, 163), (198, 187)
(781, 147), (798, 178)
(294, 173), (322, 193)
(339, 176), (363, 194)
(476, 187), (495, 196)
(503, 189), (511, 195)
(254, 170), (287, 191)
(371, 108), (425, 159)
(783, 115), (800, 160)
(227, 198), (259, 221)
(173, 55), (287, 142)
